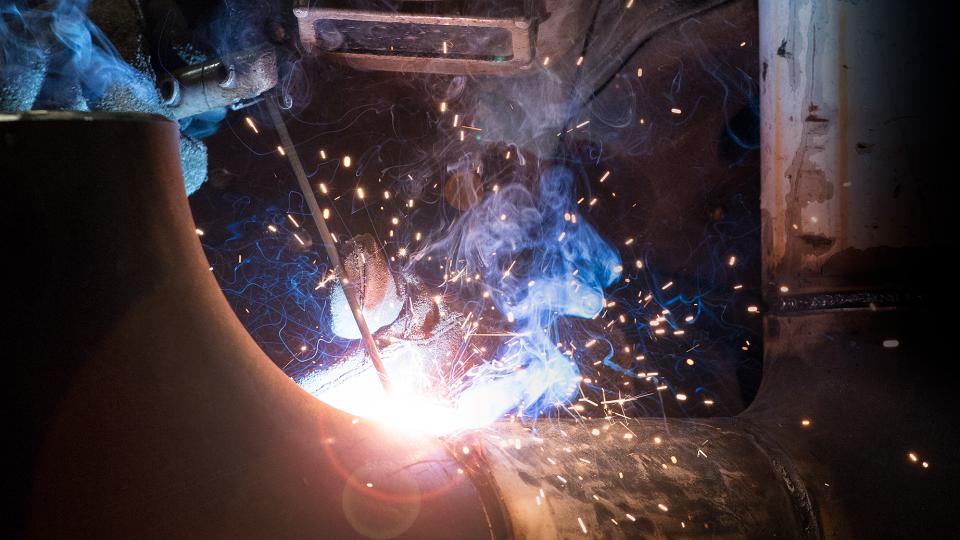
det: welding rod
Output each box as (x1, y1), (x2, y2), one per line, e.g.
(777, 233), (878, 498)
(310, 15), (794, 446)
(265, 98), (391, 393)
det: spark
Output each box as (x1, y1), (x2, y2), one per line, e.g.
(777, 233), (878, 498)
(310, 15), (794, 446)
(244, 116), (259, 133)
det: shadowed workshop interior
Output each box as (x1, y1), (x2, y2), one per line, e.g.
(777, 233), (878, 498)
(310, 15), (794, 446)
(3, 0), (957, 537)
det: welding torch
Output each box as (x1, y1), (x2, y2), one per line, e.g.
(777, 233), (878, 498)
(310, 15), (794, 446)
(265, 97), (392, 393)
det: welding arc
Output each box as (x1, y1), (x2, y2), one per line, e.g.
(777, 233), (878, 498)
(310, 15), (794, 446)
(266, 98), (392, 393)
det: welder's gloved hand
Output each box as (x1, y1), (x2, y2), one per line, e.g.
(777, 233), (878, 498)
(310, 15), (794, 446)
(302, 233), (467, 403)
(0, 1), (209, 195)
(329, 233), (446, 342)
(330, 234), (406, 340)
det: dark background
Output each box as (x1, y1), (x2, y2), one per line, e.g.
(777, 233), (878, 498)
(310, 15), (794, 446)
(190, 0), (764, 418)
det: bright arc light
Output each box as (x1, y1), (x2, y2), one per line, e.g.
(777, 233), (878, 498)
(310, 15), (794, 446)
(304, 339), (579, 436)
(304, 342), (491, 435)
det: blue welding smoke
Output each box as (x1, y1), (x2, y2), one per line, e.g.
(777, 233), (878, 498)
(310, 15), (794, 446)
(1, 0), (159, 112)
(419, 165), (621, 424)
(2, 1), (210, 193)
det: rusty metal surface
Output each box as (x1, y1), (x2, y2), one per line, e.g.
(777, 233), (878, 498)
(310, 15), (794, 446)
(295, 0), (733, 79)
(296, 4), (539, 75)
(759, 0), (944, 297)
(757, 2), (957, 536)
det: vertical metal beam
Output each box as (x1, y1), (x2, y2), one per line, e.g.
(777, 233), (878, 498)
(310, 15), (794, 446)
(760, 0), (934, 299)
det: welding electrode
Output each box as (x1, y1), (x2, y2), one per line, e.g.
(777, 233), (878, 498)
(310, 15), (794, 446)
(266, 98), (392, 393)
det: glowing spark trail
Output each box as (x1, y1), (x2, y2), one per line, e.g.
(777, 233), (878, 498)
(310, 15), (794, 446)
(266, 98), (391, 392)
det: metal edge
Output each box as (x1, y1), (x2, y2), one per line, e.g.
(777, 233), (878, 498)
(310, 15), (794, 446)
(444, 436), (514, 539)
(735, 419), (823, 540)
(0, 110), (173, 124)
(297, 7), (534, 71)
(772, 290), (926, 314)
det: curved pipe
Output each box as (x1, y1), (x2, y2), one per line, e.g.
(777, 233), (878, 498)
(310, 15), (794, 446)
(2, 111), (504, 538)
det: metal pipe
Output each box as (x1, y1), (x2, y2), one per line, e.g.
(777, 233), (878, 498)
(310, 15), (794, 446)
(1, 111), (499, 537)
(457, 419), (812, 538)
(752, 1), (956, 537)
